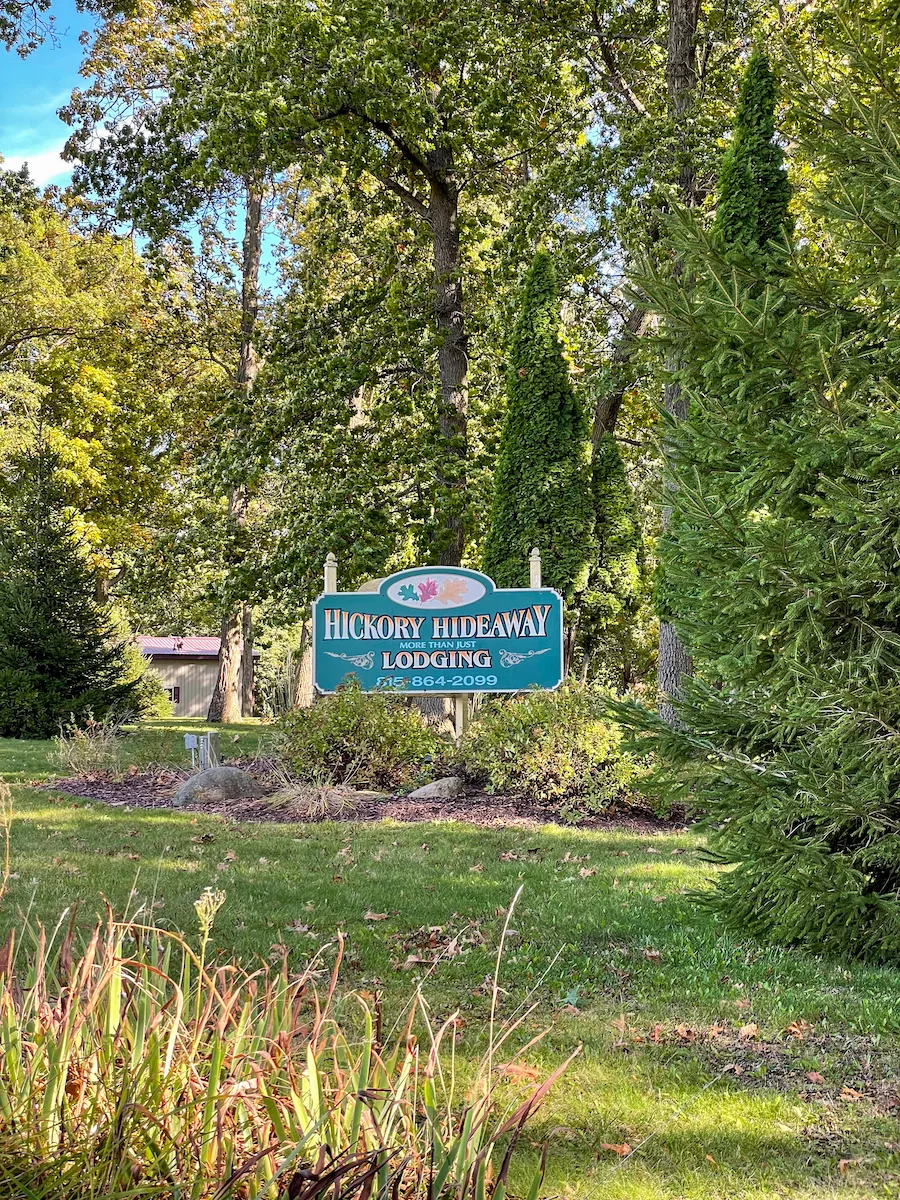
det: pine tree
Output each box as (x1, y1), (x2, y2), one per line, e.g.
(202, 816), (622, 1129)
(0, 446), (138, 738)
(616, 34), (900, 961)
(482, 251), (593, 601)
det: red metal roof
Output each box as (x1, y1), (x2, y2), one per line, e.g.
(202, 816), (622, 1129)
(137, 636), (222, 657)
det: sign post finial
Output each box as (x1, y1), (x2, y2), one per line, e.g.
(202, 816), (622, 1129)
(529, 547), (542, 588)
(324, 553), (338, 594)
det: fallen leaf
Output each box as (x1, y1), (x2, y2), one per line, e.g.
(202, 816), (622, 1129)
(579, 867), (597, 878)
(469, 863), (484, 872)
(399, 954), (431, 970)
(735, 999), (751, 1010)
(224, 850), (237, 862)
(838, 1159), (860, 1175)
(502, 1061), (541, 1082)
(499, 851), (521, 861)
(786, 1019), (811, 1039)
(599, 1143), (632, 1157)
(364, 911), (388, 921)
(806, 1071), (825, 1084)
(738, 1023), (759, 1040)
(652, 896), (666, 903)
(840, 1085), (862, 1101)
(705, 1153), (717, 1164)
(642, 948), (662, 962)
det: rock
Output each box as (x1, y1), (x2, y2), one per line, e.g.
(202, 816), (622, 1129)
(406, 776), (465, 800)
(173, 766), (264, 808)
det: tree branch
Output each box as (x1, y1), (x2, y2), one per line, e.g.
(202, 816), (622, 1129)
(380, 176), (431, 222)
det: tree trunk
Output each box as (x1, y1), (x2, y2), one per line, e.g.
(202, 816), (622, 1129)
(656, 0), (699, 728)
(428, 148), (467, 567)
(208, 596), (244, 723)
(208, 179), (263, 723)
(591, 305), (651, 445)
(295, 619), (315, 709)
(241, 602), (254, 716)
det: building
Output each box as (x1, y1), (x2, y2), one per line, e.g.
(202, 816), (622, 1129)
(136, 636), (257, 718)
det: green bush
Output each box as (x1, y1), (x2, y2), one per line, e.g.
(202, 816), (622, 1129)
(461, 683), (640, 816)
(278, 682), (444, 790)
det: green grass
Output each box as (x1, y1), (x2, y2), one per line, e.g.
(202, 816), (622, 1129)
(2, 723), (899, 1198)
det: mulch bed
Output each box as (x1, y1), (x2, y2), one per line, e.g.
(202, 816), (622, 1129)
(38, 766), (675, 834)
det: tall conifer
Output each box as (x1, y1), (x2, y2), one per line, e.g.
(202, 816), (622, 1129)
(0, 446), (137, 737)
(713, 52), (792, 251)
(483, 251), (593, 601)
(615, 38), (900, 960)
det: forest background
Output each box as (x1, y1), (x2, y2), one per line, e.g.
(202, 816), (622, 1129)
(0, 0), (861, 721)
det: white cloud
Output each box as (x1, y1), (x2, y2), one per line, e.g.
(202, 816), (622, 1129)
(2, 144), (73, 185)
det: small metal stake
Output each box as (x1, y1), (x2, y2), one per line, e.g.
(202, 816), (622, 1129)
(529, 546), (542, 588)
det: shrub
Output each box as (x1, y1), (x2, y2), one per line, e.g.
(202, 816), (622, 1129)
(0, 899), (572, 1199)
(462, 683), (639, 816)
(279, 682), (444, 790)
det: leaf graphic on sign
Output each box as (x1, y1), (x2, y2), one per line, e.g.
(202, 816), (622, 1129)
(398, 584), (419, 601)
(437, 577), (469, 605)
(417, 578), (439, 602)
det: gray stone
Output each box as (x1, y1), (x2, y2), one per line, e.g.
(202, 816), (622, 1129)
(173, 765), (264, 808)
(406, 776), (465, 800)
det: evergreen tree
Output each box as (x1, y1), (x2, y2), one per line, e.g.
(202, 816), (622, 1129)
(616, 35), (900, 961)
(0, 447), (138, 738)
(482, 251), (593, 601)
(713, 51), (793, 252)
(576, 433), (650, 688)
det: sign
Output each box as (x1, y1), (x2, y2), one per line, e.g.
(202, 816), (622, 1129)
(313, 566), (563, 694)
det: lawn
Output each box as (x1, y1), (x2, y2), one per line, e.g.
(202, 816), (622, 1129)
(1, 722), (898, 1198)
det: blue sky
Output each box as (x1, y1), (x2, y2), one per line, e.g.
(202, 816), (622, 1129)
(0, 0), (93, 185)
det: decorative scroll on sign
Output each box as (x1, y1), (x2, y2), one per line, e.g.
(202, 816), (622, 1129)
(312, 567), (564, 694)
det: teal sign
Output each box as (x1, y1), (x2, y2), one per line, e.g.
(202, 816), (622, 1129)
(313, 567), (563, 694)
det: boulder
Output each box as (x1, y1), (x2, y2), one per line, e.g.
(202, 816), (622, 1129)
(173, 765), (264, 808)
(406, 776), (465, 800)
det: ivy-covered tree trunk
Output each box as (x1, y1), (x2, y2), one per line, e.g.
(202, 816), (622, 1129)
(208, 180), (262, 723)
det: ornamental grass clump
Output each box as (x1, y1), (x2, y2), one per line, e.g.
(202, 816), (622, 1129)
(0, 897), (570, 1198)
